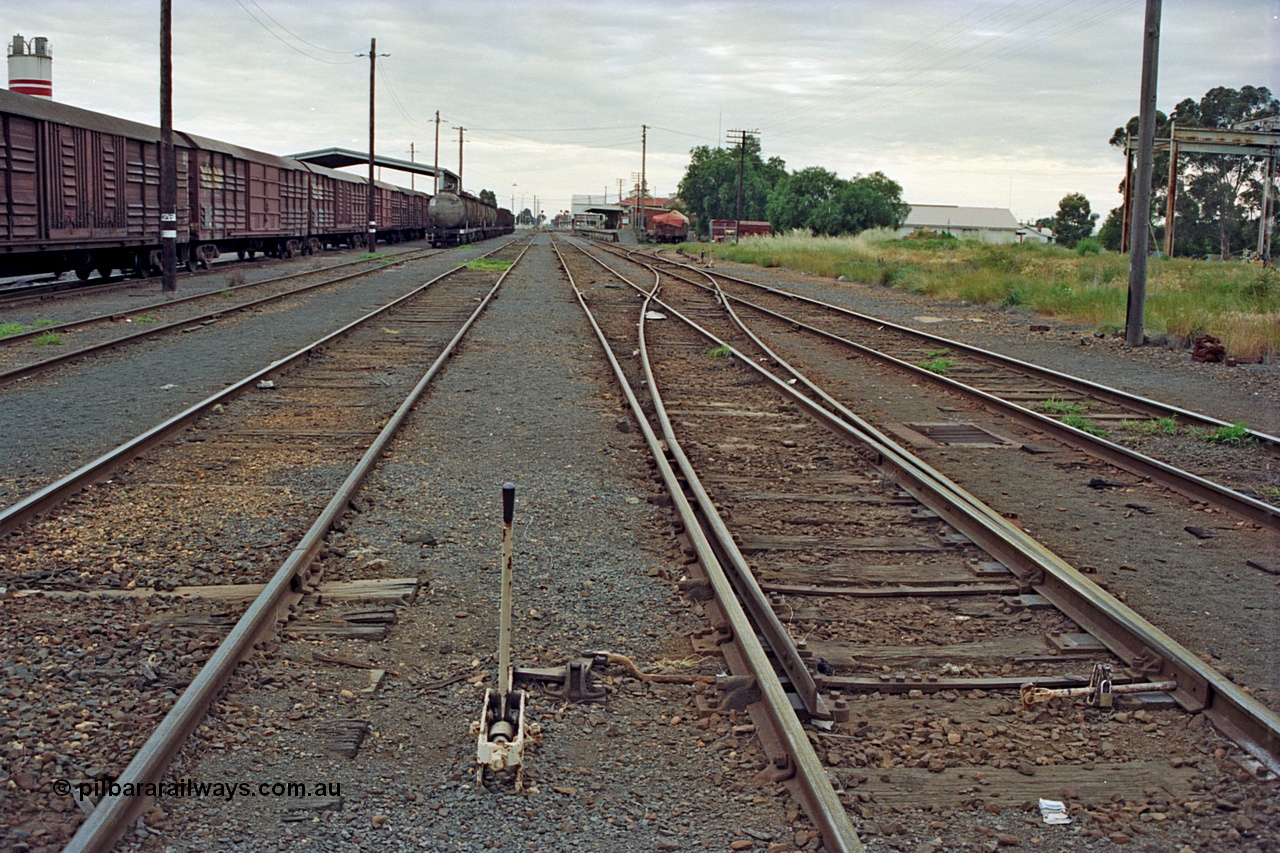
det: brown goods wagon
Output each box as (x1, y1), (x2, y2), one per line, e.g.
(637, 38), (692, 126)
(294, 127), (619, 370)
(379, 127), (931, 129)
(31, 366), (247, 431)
(0, 88), (192, 277)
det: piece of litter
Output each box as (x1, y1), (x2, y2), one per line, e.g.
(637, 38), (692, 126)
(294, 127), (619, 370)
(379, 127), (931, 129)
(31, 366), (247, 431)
(644, 311), (666, 320)
(159, 383), (176, 390)
(1039, 798), (1071, 825)
(257, 380), (275, 389)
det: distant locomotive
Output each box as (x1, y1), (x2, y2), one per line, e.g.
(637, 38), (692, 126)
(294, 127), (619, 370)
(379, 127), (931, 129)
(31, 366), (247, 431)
(0, 88), (511, 280)
(427, 190), (514, 246)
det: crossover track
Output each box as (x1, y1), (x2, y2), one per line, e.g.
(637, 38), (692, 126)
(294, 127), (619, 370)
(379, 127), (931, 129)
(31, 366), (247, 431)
(609, 244), (1280, 533)
(559, 236), (1279, 852)
(1, 238), (531, 851)
(0, 245), (445, 386)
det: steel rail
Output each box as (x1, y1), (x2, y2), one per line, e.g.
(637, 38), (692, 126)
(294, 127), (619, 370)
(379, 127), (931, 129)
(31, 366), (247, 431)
(0, 241), (431, 308)
(567, 240), (829, 719)
(0, 239), (522, 538)
(0, 246), (438, 345)
(551, 238), (862, 853)
(601, 242), (1280, 776)
(62, 238), (532, 853)
(615, 247), (1280, 532)
(0, 244), (467, 386)
(636, 246), (1279, 449)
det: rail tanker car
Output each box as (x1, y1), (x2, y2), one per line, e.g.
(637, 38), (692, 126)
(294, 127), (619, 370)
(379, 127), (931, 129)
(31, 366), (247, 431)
(427, 190), (514, 246)
(0, 88), (434, 280)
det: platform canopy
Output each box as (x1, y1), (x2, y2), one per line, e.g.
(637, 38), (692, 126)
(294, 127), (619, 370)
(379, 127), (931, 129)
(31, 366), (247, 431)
(289, 147), (459, 192)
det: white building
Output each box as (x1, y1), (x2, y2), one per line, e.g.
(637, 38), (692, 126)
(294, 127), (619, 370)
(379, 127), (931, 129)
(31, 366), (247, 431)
(899, 204), (1024, 244)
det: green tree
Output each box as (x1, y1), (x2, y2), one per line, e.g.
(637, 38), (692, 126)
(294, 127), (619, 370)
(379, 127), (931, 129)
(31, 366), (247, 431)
(478, 189), (497, 207)
(677, 138), (787, 236)
(1111, 85), (1278, 258)
(765, 166), (842, 232)
(1053, 193), (1098, 247)
(1097, 206), (1124, 251)
(767, 169), (908, 237)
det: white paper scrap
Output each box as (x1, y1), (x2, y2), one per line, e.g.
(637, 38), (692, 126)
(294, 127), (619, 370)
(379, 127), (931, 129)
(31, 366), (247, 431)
(1038, 798), (1072, 825)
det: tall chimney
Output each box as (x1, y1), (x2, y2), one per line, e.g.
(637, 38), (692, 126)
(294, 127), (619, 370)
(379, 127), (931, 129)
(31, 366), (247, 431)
(8, 34), (53, 99)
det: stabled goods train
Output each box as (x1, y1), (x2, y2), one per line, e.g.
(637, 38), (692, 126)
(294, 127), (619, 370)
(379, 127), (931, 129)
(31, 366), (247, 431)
(648, 210), (689, 244)
(0, 88), (432, 280)
(427, 190), (514, 246)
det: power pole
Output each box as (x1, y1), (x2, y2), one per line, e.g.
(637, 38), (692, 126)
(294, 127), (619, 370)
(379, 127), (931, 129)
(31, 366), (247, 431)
(1259, 151), (1275, 258)
(640, 124), (648, 235)
(361, 38), (388, 250)
(617, 177), (624, 206)
(726, 129), (757, 244)
(409, 142), (415, 192)
(159, 0), (176, 292)
(433, 111), (440, 194)
(1125, 0), (1161, 348)
(454, 126), (466, 189)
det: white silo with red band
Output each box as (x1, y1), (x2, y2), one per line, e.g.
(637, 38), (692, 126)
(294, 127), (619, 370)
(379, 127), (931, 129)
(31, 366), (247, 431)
(8, 35), (52, 99)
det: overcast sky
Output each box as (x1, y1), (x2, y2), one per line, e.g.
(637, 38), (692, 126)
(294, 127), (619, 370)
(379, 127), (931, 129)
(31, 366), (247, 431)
(4, 1), (1277, 222)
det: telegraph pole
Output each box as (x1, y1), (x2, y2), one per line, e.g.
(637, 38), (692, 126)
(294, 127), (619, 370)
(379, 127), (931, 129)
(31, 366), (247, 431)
(433, 111), (440, 194)
(362, 38), (388, 250)
(639, 124), (648, 234)
(409, 142), (415, 192)
(726, 129), (757, 244)
(454, 126), (466, 189)
(1125, 0), (1161, 348)
(159, 0), (177, 291)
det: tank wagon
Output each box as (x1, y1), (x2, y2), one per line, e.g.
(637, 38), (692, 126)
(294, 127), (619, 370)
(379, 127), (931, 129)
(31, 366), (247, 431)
(427, 189), (514, 246)
(0, 88), (432, 280)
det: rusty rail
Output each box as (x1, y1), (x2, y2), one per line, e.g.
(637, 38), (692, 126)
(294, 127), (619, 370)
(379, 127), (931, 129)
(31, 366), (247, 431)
(610, 241), (1280, 777)
(0, 246), (445, 385)
(60, 238), (531, 852)
(553, 238), (864, 853)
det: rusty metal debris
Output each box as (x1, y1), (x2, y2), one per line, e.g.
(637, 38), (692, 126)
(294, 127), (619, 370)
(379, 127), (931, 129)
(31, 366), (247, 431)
(1021, 663), (1176, 709)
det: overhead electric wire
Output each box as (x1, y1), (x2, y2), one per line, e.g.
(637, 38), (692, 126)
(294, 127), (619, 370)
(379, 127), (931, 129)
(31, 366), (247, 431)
(234, 0), (362, 65)
(243, 0), (355, 54)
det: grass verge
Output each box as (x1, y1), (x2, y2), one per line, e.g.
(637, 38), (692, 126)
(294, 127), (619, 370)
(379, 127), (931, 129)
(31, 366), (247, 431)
(683, 231), (1280, 359)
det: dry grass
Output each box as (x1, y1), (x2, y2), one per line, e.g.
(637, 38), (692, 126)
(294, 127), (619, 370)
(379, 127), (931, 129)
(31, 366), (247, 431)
(684, 232), (1280, 360)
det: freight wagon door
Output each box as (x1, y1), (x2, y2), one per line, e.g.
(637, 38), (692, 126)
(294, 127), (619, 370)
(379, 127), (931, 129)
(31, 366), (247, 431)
(0, 113), (39, 246)
(42, 124), (129, 240)
(248, 161), (282, 233)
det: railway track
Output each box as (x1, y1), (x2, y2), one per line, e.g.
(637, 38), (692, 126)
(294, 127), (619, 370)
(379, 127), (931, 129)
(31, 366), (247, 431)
(0, 237), (531, 851)
(557, 236), (1280, 851)
(0, 245), (446, 386)
(611, 245), (1279, 532)
(0, 244), (391, 309)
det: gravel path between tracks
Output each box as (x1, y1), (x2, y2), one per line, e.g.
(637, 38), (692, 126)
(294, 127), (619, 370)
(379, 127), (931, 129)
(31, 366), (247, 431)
(0, 241), (501, 505)
(122, 235), (801, 853)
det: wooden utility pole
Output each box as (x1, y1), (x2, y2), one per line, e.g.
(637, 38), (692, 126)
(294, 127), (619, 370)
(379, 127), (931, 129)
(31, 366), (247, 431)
(409, 142), (415, 192)
(1259, 152), (1275, 259)
(726, 129), (757, 244)
(159, 0), (177, 292)
(434, 111), (440, 194)
(1163, 121), (1178, 256)
(639, 124), (648, 234)
(454, 126), (466, 189)
(1125, 0), (1161, 348)
(362, 38), (387, 250)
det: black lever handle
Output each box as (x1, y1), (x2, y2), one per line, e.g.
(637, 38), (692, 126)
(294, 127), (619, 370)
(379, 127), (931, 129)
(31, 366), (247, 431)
(502, 482), (515, 525)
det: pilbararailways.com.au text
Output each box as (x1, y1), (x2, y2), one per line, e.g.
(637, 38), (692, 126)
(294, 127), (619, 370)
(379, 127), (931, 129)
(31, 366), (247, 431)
(53, 778), (341, 802)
